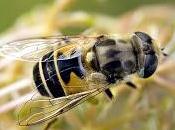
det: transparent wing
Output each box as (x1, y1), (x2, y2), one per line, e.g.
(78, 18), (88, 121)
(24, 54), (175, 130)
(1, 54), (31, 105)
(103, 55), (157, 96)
(0, 36), (96, 62)
(18, 84), (109, 126)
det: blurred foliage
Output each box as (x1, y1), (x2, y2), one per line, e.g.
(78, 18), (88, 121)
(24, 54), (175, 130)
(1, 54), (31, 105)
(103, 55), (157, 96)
(0, 0), (175, 130)
(69, 0), (175, 16)
(0, 0), (175, 33)
(0, 0), (54, 33)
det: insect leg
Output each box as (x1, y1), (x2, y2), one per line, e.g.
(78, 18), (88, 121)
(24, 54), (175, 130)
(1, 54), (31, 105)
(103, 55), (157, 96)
(44, 118), (58, 130)
(126, 81), (137, 89)
(104, 88), (113, 100)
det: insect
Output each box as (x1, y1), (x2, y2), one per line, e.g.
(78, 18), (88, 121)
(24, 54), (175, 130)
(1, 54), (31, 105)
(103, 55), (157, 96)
(0, 32), (160, 126)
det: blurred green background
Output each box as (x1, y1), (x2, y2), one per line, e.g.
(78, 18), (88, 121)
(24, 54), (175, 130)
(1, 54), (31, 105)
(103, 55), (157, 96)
(0, 0), (175, 33)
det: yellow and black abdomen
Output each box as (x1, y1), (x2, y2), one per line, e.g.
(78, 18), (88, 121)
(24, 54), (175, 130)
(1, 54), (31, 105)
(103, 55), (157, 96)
(33, 44), (88, 98)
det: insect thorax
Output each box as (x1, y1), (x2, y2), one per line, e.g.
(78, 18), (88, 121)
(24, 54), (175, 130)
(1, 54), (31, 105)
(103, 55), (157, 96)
(86, 38), (137, 83)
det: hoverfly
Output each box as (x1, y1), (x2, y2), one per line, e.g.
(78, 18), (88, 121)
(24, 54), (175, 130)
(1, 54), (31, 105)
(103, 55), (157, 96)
(0, 32), (160, 126)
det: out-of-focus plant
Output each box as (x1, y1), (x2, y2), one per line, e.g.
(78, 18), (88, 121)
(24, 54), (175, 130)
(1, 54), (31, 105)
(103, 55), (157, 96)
(0, 0), (175, 130)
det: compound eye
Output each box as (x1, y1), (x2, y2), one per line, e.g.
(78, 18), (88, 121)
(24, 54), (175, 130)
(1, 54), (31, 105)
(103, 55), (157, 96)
(131, 32), (154, 54)
(135, 32), (152, 44)
(138, 54), (158, 78)
(134, 32), (156, 54)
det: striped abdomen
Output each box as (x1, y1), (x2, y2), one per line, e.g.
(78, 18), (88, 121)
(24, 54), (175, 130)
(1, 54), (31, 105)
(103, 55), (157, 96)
(33, 45), (87, 98)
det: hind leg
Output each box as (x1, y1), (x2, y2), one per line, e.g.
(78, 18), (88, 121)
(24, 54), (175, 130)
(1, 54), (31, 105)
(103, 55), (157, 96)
(44, 118), (58, 130)
(104, 88), (113, 100)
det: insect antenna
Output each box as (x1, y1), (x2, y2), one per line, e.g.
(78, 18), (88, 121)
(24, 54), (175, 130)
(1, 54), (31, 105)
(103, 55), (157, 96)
(161, 48), (169, 57)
